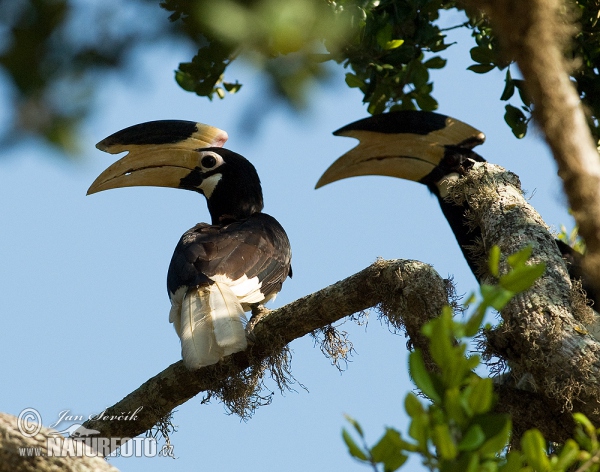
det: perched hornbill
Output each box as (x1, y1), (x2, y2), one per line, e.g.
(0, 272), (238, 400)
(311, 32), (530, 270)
(88, 121), (292, 369)
(316, 110), (597, 307)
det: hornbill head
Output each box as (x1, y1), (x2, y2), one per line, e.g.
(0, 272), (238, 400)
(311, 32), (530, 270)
(315, 111), (486, 195)
(88, 120), (264, 224)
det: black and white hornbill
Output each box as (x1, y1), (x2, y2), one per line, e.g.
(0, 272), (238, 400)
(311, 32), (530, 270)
(316, 110), (598, 307)
(88, 121), (292, 369)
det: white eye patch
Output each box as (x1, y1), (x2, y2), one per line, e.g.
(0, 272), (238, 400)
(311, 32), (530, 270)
(199, 173), (222, 198)
(199, 151), (224, 171)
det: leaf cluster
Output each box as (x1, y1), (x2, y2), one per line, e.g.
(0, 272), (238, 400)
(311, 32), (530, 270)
(466, 2), (600, 142)
(159, 0), (459, 111)
(341, 247), (600, 472)
(3, 0), (600, 152)
(0, 0), (175, 153)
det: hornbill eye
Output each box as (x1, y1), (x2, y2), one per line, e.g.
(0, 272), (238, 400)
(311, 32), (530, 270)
(201, 155), (217, 168)
(200, 152), (222, 171)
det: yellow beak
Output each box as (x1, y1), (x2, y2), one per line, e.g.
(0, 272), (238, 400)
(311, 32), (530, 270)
(88, 121), (228, 195)
(316, 112), (485, 189)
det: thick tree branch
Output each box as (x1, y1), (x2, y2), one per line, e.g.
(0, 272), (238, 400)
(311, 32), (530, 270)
(462, 0), (600, 313)
(448, 162), (600, 437)
(0, 412), (118, 472)
(75, 163), (600, 452)
(78, 259), (449, 454)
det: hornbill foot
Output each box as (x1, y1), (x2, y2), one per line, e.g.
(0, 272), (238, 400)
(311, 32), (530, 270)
(246, 304), (271, 342)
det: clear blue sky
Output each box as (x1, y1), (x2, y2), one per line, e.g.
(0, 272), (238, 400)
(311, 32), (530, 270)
(0, 8), (572, 471)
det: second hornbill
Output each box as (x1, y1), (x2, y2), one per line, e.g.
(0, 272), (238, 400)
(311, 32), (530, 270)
(88, 121), (292, 369)
(316, 110), (598, 308)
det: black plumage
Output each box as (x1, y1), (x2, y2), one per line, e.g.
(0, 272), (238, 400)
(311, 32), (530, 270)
(317, 111), (596, 308)
(89, 121), (292, 369)
(167, 215), (292, 306)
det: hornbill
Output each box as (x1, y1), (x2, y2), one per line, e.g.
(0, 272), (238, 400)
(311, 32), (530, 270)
(316, 110), (598, 308)
(88, 121), (292, 369)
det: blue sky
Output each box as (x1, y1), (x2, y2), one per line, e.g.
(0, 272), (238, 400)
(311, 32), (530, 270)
(0, 8), (572, 471)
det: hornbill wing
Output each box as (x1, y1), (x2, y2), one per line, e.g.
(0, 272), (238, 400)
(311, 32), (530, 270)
(89, 120), (293, 369)
(167, 213), (292, 306)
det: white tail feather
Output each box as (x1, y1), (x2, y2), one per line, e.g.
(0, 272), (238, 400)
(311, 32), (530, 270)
(210, 282), (248, 356)
(175, 283), (248, 370)
(180, 289), (222, 369)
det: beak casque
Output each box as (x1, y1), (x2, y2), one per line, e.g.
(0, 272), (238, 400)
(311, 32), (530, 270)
(315, 111), (485, 189)
(88, 120), (228, 195)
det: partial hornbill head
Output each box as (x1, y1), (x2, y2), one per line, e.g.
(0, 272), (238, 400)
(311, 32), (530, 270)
(88, 120), (264, 224)
(315, 111), (486, 196)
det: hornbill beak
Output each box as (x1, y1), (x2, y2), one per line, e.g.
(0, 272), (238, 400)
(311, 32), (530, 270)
(88, 120), (228, 195)
(315, 111), (486, 188)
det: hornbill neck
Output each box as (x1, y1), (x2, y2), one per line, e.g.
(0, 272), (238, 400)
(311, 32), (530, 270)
(420, 146), (485, 279)
(204, 173), (264, 225)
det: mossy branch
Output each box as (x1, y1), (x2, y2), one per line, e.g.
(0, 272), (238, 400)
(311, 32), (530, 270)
(78, 259), (449, 454)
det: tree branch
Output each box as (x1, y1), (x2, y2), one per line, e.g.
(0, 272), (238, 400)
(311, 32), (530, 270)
(461, 0), (600, 317)
(79, 259), (449, 454)
(0, 412), (118, 472)
(447, 161), (600, 437)
(77, 162), (600, 451)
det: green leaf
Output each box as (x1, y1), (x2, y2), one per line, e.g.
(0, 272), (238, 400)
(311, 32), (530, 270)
(409, 350), (441, 403)
(385, 39), (404, 50)
(464, 307), (485, 337)
(368, 93), (387, 115)
(514, 79), (532, 107)
(405, 392), (424, 418)
(573, 412), (596, 436)
(488, 245), (501, 277)
(432, 424), (458, 460)
(473, 414), (512, 456)
(499, 451), (523, 472)
(504, 104), (528, 138)
(470, 45), (495, 64)
(223, 82), (242, 93)
(445, 387), (467, 426)
(554, 439), (580, 470)
(409, 62), (430, 89)
(175, 70), (196, 92)
(376, 23), (393, 49)
(371, 428), (409, 472)
(345, 72), (364, 89)
(415, 93), (438, 111)
(443, 452), (480, 472)
(521, 429), (550, 472)
(499, 263), (546, 293)
(424, 56), (447, 69)
(466, 378), (494, 415)
(467, 64), (495, 74)
(342, 428), (368, 461)
(458, 425), (486, 451)
(506, 246), (533, 268)
(480, 284), (515, 311)
(408, 410), (429, 448)
(344, 414), (364, 438)
(500, 69), (515, 101)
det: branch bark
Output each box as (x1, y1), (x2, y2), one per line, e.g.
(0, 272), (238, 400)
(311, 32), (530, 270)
(77, 158), (600, 446)
(448, 161), (600, 440)
(77, 259), (449, 454)
(5, 162), (598, 467)
(461, 0), (600, 317)
(0, 412), (118, 472)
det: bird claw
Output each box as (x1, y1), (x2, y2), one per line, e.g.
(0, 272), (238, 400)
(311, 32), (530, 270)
(246, 304), (271, 342)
